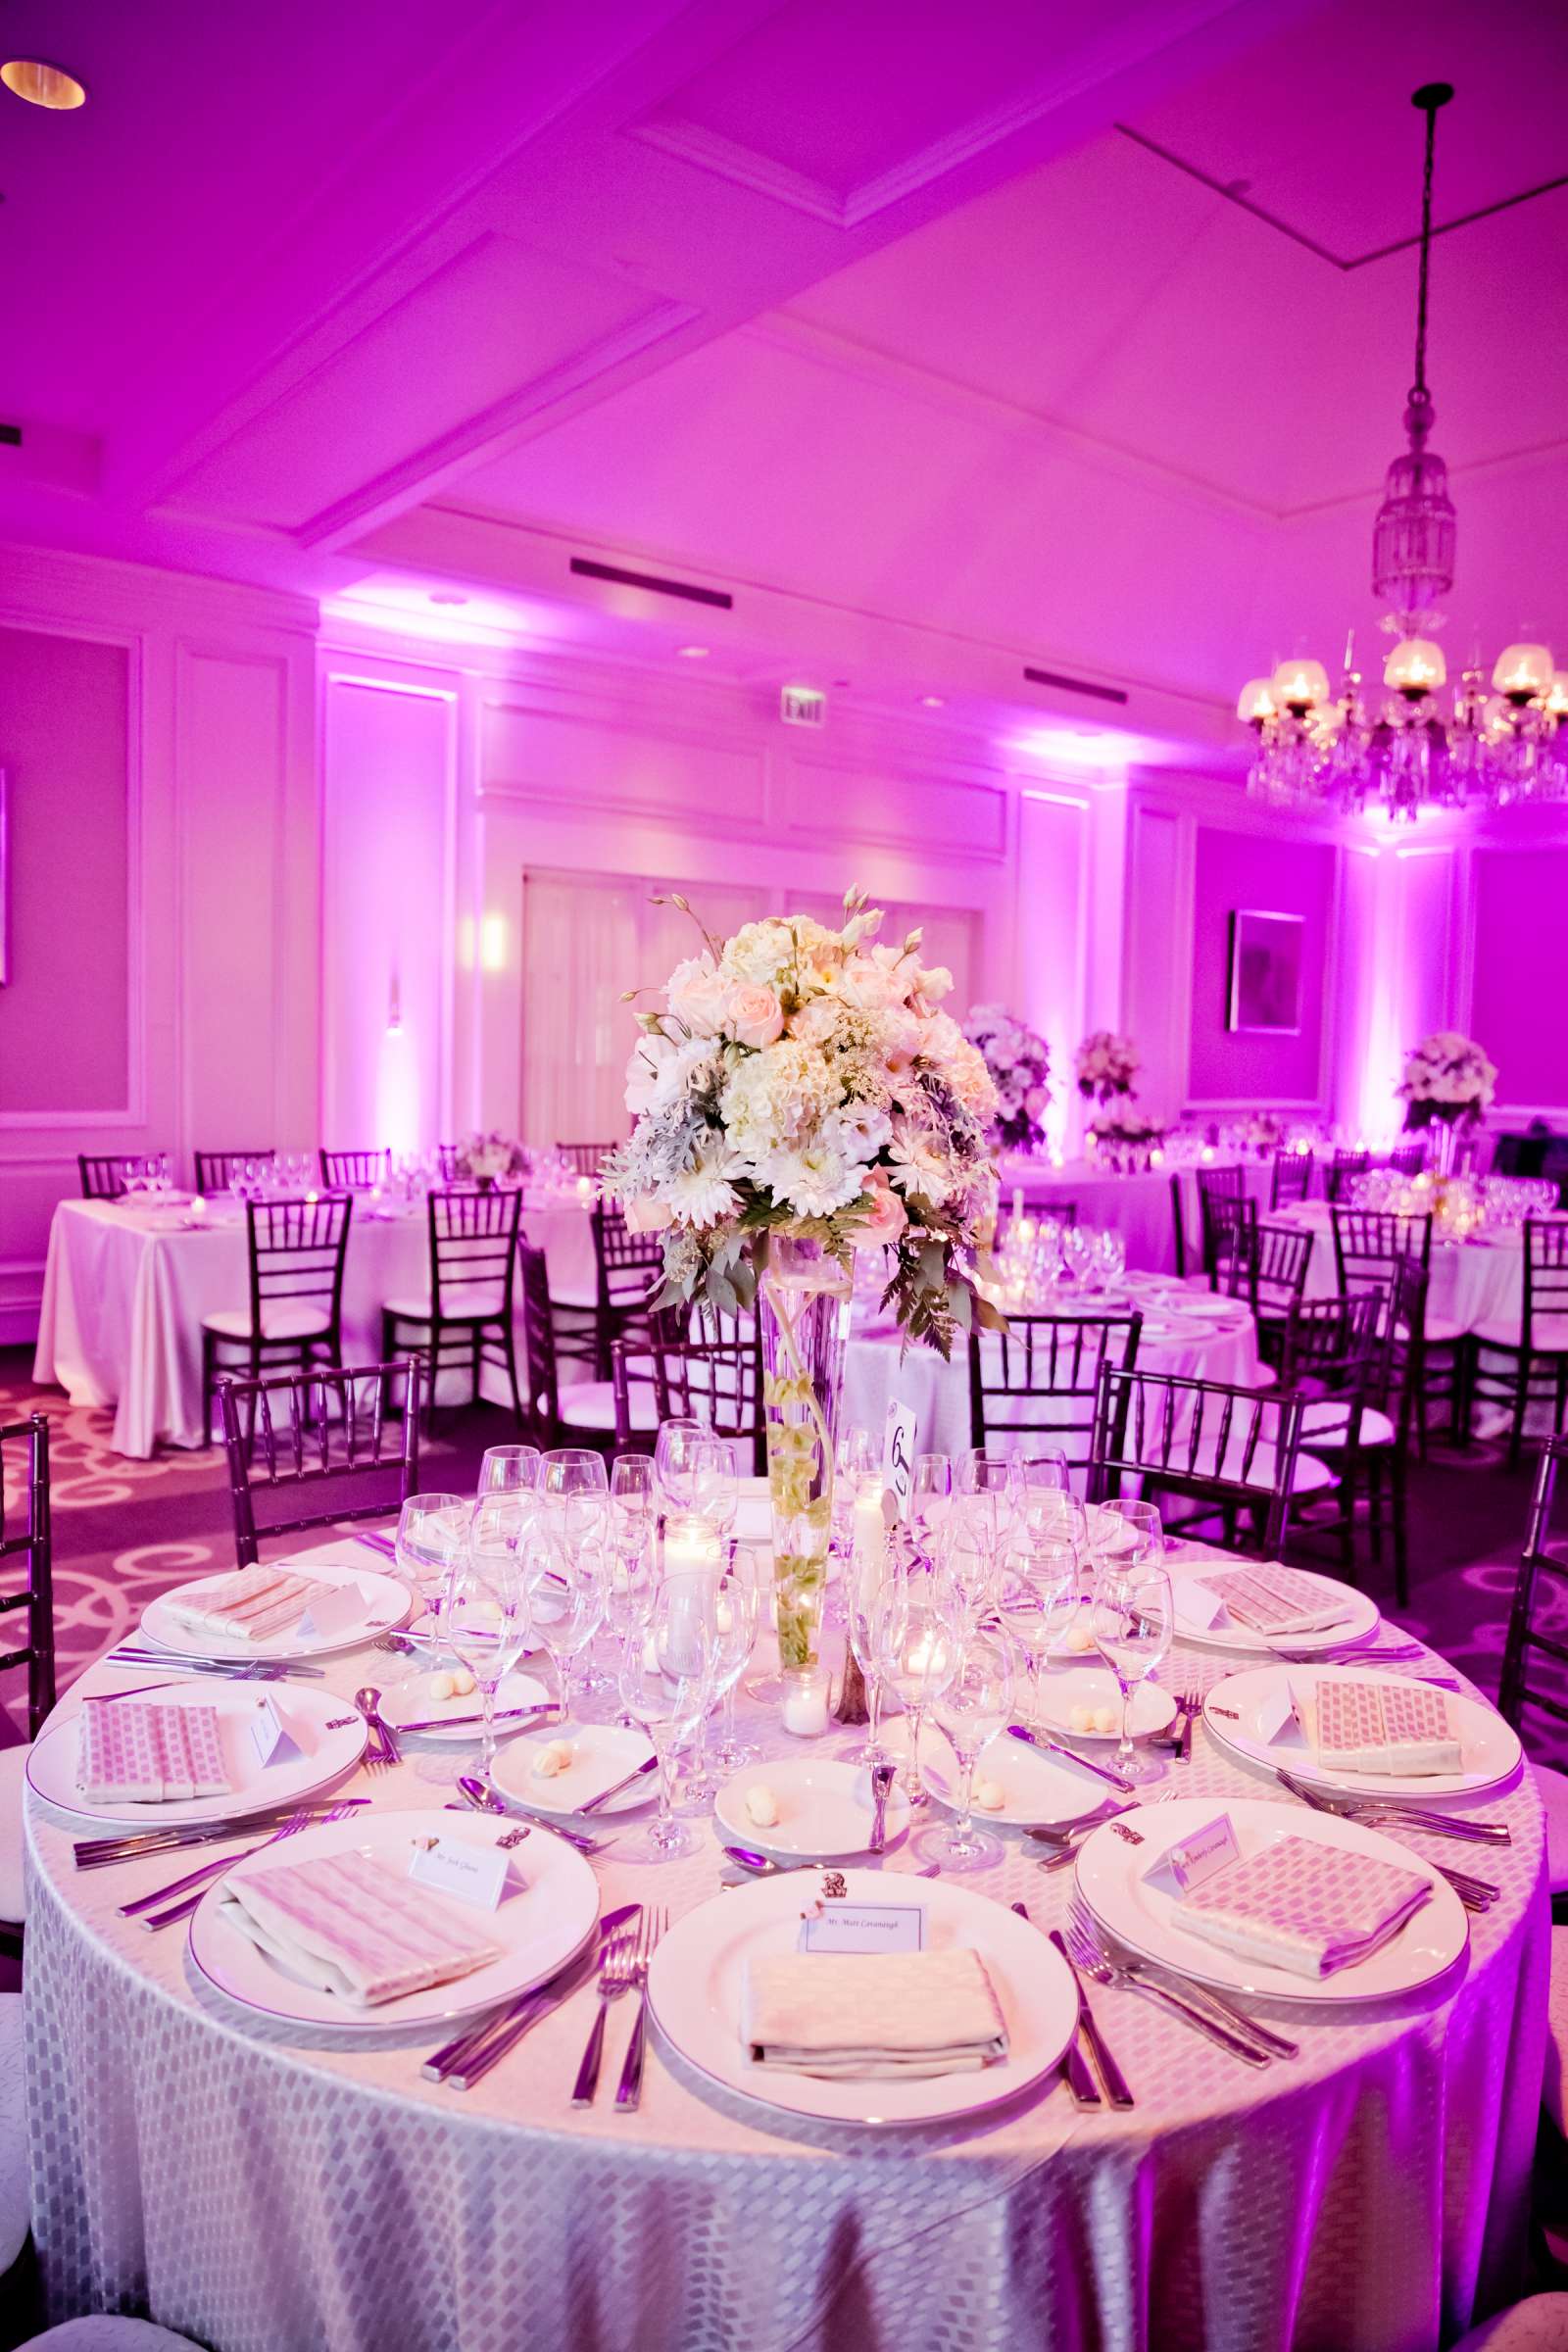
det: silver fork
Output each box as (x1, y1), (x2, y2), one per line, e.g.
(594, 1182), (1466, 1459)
(614, 1905), (666, 2111)
(1276, 1770), (1510, 1845)
(1065, 1898), (1288, 2066)
(569, 1925), (639, 2106)
(134, 1799), (366, 1930)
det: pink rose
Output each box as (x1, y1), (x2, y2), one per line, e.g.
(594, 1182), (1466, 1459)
(854, 1169), (907, 1250)
(727, 982), (785, 1049)
(836, 956), (901, 1013)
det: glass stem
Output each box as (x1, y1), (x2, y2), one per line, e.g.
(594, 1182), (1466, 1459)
(479, 1680), (498, 1772)
(906, 1703), (926, 1802)
(1117, 1677), (1136, 1770)
(654, 1730), (677, 1838)
(954, 1750), (977, 1847)
(721, 1681), (739, 1755)
(866, 1673), (884, 1756)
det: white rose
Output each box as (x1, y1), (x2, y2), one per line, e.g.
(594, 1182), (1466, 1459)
(665, 955), (730, 1036)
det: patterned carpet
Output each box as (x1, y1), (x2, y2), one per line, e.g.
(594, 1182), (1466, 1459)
(0, 1344), (1559, 1761)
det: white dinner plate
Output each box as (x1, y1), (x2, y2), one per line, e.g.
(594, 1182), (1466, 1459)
(140, 1560), (410, 1662)
(876, 1716), (1130, 1829)
(648, 1866), (1078, 2125)
(488, 1721), (656, 1818)
(188, 1807), (599, 2033)
(27, 1678), (368, 1831)
(1074, 1793), (1468, 2004)
(1170, 1561), (1379, 1655)
(1137, 1315), (1211, 1344)
(379, 1668), (550, 1743)
(1035, 1667), (1176, 1743)
(1168, 1293), (1251, 1321)
(713, 1758), (911, 1860)
(1201, 1665), (1523, 1801)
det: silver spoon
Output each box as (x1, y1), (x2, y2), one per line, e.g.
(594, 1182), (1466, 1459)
(354, 1686), (396, 1763)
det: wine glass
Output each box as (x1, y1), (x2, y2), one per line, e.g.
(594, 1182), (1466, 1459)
(831, 1424), (876, 1556)
(956, 1447), (1017, 1582)
(871, 1568), (958, 1807)
(1059, 1224), (1094, 1287)
(933, 1501), (996, 1641)
(840, 1511), (897, 1769)
(690, 1436), (740, 1539)
(1096, 1229), (1127, 1292)
(921, 1630), (1015, 1871)
(681, 1557), (760, 1803)
(1089, 1554), (1173, 1784)
(655, 1418), (707, 1516)
(478, 1445), (540, 1496)
(710, 1541), (765, 1769)
(909, 1453), (952, 1550)
(444, 1506), (532, 1773)
(524, 1494), (606, 1725)
(617, 1577), (715, 1862)
(997, 1533), (1082, 1725)
(1093, 1495), (1164, 1568)
(393, 1492), (469, 1652)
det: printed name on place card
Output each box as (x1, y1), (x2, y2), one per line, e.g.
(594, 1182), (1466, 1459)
(408, 1834), (514, 1912)
(1143, 1813), (1240, 1897)
(246, 1693), (304, 1769)
(296, 1580), (368, 1641)
(800, 1902), (925, 1955)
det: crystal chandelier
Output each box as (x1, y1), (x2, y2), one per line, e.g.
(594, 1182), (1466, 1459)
(1238, 84), (1568, 820)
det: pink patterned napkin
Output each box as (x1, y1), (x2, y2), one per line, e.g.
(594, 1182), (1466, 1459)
(743, 1949), (1008, 2078)
(1201, 1564), (1355, 1636)
(216, 1849), (502, 2007)
(1310, 1679), (1462, 1776)
(163, 1563), (327, 1643)
(1176, 1835), (1433, 1978)
(77, 1700), (232, 1803)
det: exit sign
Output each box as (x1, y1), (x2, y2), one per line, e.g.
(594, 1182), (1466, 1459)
(780, 684), (827, 728)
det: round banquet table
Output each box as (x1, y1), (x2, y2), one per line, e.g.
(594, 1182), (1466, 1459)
(23, 1531), (1548, 2352)
(1276, 1200), (1533, 1336)
(996, 1155), (1283, 1274)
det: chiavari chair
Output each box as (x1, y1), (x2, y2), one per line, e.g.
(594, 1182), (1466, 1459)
(565, 1200), (666, 1382)
(381, 1185), (525, 1428)
(1272, 1292), (1384, 1585)
(318, 1148), (392, 1192)
(556, 1142), (613, 1177)
(1325, 1148), (1371, 1203)
(1, 1411), (53, 1957)
(1469, 1220), (1568, 1468)
(967, 1310), (1143, 1487)
(1498, 1435), (1568, 1900)
(217, 1361), (423, 1567)
(516, 1243), (655, 1451)
(620, 1326), (767, 1472)
(76, 1153), (148, 1201)
(1269, 1149), (1313, 1210)
(1385, 1140), (1427, 1177)
(194, 1150), (276, 1195)
(200, 1194), (353, 1443)
(1205, 1193), (1257, 1294)
(1330, 1205), (1458, 1451)
(1226, 1220), (1315, 1366)
(1090, 1362), (1330, 1558)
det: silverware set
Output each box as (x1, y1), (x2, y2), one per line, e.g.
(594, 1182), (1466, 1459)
(454, 1776), (614, 1855)
(1064, 1894), (1298, 2068)
(1156, 1691), (1200, 1762)
(1274, 1770), (1509, 1847)
(1005, 1723), (1136, 1793)
(101, 1646), (324, 1684)
(570, 1908), (666, 2109)
(74, 1796), (368, 1872)
(355, 1686), (400, 1770)
(421, 1901), (643, 2089)
(1047, 1920), (1134, 2107)
(122, 1800), (367, 1929)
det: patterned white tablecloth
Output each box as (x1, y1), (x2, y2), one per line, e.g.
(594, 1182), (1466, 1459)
(31, 1196), (595, 1458)
(23, 1533), (1548, 2352)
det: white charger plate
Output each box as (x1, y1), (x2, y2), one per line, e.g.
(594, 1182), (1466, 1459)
(27, 1678), (368, 1830)
(1171, 1562), (1379, 1656)
(1035, 1666), (1176, 1743)
(1201, 1664), (1523, 1801)
(1074, 1793), (1468, 2004)
(876, 1716), (1128, 1830)
(488, 1721), (656, 1818)
(188, 1807), (599, 2033)
(713, 1758), (911, 1860)
(648, 1866), (1078, 2125)
(379, 1668), (550, 1743)
(140, 1560), (410, 1662)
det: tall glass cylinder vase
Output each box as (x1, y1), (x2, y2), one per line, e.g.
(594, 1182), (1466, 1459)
(760, 1234), (851, 1689)
(1431, 1114), (1459, 1180)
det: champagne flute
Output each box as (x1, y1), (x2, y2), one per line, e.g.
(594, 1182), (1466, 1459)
(445, 1506), (532, 1773)
(921, 1630), (1015, 1871)
(617, 1577), (714, 1862)
(872, 1569), (958, 1807)
(1089, 1556), (1173, 1784)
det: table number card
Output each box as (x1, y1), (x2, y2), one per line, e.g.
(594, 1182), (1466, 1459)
(246, 1693), (304, 1770)
(800, 1901), (925, 1955)
(882, 1401), (916, 1517)
(408, 1834), (515, 1913)
(1143, 1813), (1241, 1897)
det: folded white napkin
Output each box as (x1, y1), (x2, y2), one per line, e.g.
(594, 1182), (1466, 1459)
(77, 1700), (231, 1803)
(743, 1948), (1008, 2078)
(1201, 1564), (1355, 1637)
(216, 1849), (502, 2007)
(163, 1563), (327, 1643)
(1175, 1835), (1433, 1979)
(1306, 1679), (1462, 1776)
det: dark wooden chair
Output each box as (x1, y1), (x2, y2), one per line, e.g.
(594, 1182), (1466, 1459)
(318, 1148), (392, 1192)
(1205, 1193), (1258, 1293)
(616, 1328), (766, 1472)
(1269, 1149), (1313, 1210)
(1331, 1205), (1458, 1451)
(567, 1200), (665, 1381)
(1499, 1434), (1568, 1740)
(968, 1311), (1143, 1485)
(1325, 1148), (1371, 1203)
(1385, 1141), (1427, 1177)
(1196, 1166), (1248, 1283)
(1227, 1220), (1315, 1366)
(436, 1144), (461, 1181)
(1, 1411), (52, 1955)
(1272, 1292), (1384, 1586)
(516, 1242), (654, 1452)
(217, 1361), (423, 1567)
(381, 1186), (525, 1428)
(556, 1142), (613, 1177)
(76, 1152), (146, 1200)
(1090, 1362), (1328, 1557)
(200, 1194), (353, 1443)
(1295, 1261), (1422, 1605)
(1469, 1221), (1568, 1467)
(1169, 1173), (1191, 1277)
(194, 1150), (276, 1195)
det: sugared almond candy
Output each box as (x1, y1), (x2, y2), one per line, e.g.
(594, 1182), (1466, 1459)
(429, 1672), (456, 1702)
(531, 1740), (574, 1780)
(744, 1785), (780, 1828)
(1066, 1626), (1095, 1653)
(1068, 1705), (1096, 1735)
(451, 1670), (476, 1698)
(1094, 1706), (1118, 1735)
(972, 1779), (1005, 1811)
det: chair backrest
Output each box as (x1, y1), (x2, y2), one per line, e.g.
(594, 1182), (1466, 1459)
(436, 1144), (461, 1181)
(557, 1142), (613, 1177)
(246, 1194), (353, 1337)
(217, 1362), (422, 1566)
(1325, 1148), (1371, 1203)
(1250, 1221), (1315, 1318)
(516, 1242), (562, 1445)
(1499, 1435), (1568, 1733)
(1385, 1141), (1427, 1177)
(318, 1148), (391, 1192)
(1091, 1362), (1308, 1556)
(1169, 1173), (1189, 1278)
(195, 1150), (276, 1196)
(639, 1333), (766, 1473)
(1523, 1219), (1568, 1348)
(968, 1312), (1143, 1474)
(592, 1200), (665, 1317)
(0, 1413), (54, 1737)
(1196, 1163), (1246, 1202)
(1206, 1193), (1258, 1291)
(426, 1185), (522, 1319)
(1274, 1291), (1382, 1458)
(1269, 1150), (1313, 1210)
(1332, 1205), (1434, 1299)
(77, 1152), (139, 1200)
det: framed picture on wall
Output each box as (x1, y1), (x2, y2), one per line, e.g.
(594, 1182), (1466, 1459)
(1227, 908), (1302, 1034)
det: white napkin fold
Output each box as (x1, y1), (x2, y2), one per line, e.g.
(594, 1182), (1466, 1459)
(1174, 1835), (1433, 1979)
(163, 1563), (327, 1643)
(743, 1948), (1008, 2078)
(1305, 1679), (1463, 1776)
(216, 1849), (502, 2007)
(1201, 1564), (1355, 1637)
(77, 1699), (231, 1803)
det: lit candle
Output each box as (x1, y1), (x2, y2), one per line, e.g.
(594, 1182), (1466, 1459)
(852, 1483), (887, 1594)
(781, 1675), (830, 1738)
(189, 1196), (207, 1222)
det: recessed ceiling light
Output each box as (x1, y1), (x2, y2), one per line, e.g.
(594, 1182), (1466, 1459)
(428, 590), (468, 607)
(676, 644), (710, 659)
(920, 695), (946, 709)
(2, 59), (87, 109)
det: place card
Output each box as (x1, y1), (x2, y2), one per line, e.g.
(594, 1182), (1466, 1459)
(1175, 1581), (1227, 1631)
(296, 1580), (368, 1641)
(800, 1901), (925, 1956)
(1260, 1682), (1307, 1747)
(246, 1693), (303, 1770)
(1143, 1812), (1240, 1897)
(408, 1833), (515, 1913)
(882, 1401), (917, 1517)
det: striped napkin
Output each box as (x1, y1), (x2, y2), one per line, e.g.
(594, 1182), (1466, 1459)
(1202, 1564), (1355, 1637)
(77, 1700), (232, 1803)
(1308, 1680), (1462, 1776)
(1175, 1835), (1433, 1979)
(743, 1949), (1008, 2078)
(163, 1563), (327, 1643)
(216, 1850), (503, 2006)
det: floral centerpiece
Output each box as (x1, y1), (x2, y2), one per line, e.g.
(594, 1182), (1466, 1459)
(1086, 1092), (1164, 1172)
(1075, 1030), (1141, 1102)
(604, 887), (1002, 1678)
(1397, 1030), (1497, 1178)
(456, 1131), (527, 1185)
(962, 1004), (1052, 1152)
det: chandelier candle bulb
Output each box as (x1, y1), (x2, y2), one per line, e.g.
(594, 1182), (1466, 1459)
(1493, 644), (1554, 702)
(1385, 639), (1446, 696)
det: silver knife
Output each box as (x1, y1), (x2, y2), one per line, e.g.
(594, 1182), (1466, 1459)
(577, 1755), (658, 1815)
(1005, 1722), (1136, 1793)
(422, 1900), (642, 2082)
(1049, 1927), (1135, 2106)
(395, 1702), (554, 1736)
(1009, 1903), (1099, 2105)
(869, 1761), (896, 1854)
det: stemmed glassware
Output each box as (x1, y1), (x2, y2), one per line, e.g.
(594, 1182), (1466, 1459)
(997, 1533), (1082, 1725)
(655, 1418), (707, 1516)
(871, 1566), (958, 1807)
(708, 1543), (765, 1770)
(527, 1450), (609, 1723)
(839, 1501), (897, 1768)
(680, 1555), (760, 1803)
(617, 1574), (716, 1863)
(909, 1453), (952, 1551)
(690, 1436), (740, 1540)
(1089, 1512), (1173, 1785)
(393, 1492), (470, 1654)
(920, 1629), (1015, 1871)
(478, 1445), (540, 1496)
(444, 1501), (532, 1774)
(1093, 1495), (1164, 1566)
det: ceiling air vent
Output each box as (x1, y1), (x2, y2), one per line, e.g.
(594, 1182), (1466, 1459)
(569, 556), (731, 610)
(1023, 664), (1127, 707)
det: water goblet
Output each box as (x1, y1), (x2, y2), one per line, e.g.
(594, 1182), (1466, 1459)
(919, 1629), (1016, 1871)
(709, 1542), (765, 1769)
(617, 1579), (715, 1863)
(871, 1569), (958, 1807)
(997, 1533), (1082, 1723)
(682, 1558), (760, 1803)
(444, 1507), (532, 1774)
(1093, 1495), (1164, 1567)
(478, 1445), (540, 1496)
(909, 1453), (952, 1550)
(393, 1492), (470, 1654)
(525, 1498), (606, 1725)
(1089, 1556), (1173, 1784)
(655, 1418), (707, 1516)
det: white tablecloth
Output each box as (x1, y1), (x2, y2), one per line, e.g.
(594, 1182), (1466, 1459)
(23, 1532), (1547, 2352)
(1278, 1203), (1526, 1336)
(32, 1196), (596, 1458)
(997, 1157), (1280, 1274)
